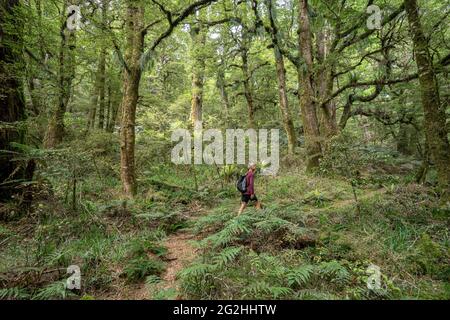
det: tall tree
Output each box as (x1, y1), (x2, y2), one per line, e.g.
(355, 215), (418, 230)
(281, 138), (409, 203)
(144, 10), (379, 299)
(264, 0), (296, 154)
(120, 0), (144, 196)
(240, 30), (256, 128)
(189, 21), (206, 127)
(44, 0), (76, 148)
(316, 26), (337, 140)
(97, 1), (108, 130)
(0, 0), (31, 201)
(216, 56), (231, 126)
(297, 0), (322, 169)
(405, 0), (450, 193)
(118, 0), (217, 197)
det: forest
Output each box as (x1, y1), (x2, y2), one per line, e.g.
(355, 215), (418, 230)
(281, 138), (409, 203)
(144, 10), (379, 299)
(0, 0), (449, 300)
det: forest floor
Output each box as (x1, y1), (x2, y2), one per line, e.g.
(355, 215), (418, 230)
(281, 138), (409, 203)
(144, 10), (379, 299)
(1, 152), (449, 300)
(126, 188), (389, 300)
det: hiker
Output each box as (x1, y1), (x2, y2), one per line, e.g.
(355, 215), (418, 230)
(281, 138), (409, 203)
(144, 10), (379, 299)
(238, 163), (262, 215)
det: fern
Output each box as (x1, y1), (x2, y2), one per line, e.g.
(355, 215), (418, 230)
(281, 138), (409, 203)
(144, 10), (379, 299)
(0, 287), (30, 300)
(201, 216), (253, 248)
(212, 246), (243, 268)
(297, 289), (339, 300)
(268, 286), (294, 299)
(318, 260), (351, 284)
(178, 263), (216, 278)
(254, 216), (292, 233)
(244, 281), (293, 299)
(244, 280), (271, 297)
(123, 256), (164, 282)
(45, 247), (72, 266)
(287, 265), (315, 287)
(178, 262), (218, 299)
(193, 209), (233, 234)
(32, 281), (74, 300)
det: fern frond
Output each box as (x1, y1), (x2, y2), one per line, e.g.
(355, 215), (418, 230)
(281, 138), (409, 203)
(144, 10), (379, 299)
(212, 246), (243, 268)
(0, 287), (30, 300)
(287, 264), (315, 287)
(32, 281), (73, 300)
(178, 263), (216, 278)
(318, 260), (351, 283)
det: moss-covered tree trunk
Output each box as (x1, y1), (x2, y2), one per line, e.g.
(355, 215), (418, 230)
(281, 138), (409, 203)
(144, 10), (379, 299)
(216, 61), (230, 126)
(108, 81), (120, 133)
(97, 1), (108, 130)
(240, 41), (256, 128)
(44, 0), (76, 148)
(316, 28), (337, 140)
(189, 23), (206, 127)
(405, 0), (450, 193)
(87, 84), (98, 130)
(397, 122), (412, 155)
(97, 46), (107, 129)
(274, 47), (297, 154)
(298, 0), (322, 169)
(105, 81), (111, 130)
(0, 0), (28, 201)
(266, 0), (296, 154)
(119, 0), (144, 197)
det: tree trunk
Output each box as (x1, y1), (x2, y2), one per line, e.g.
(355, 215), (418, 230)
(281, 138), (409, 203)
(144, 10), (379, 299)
(216, 62), (230, 126)
(266, 0), (296, 154)
(189, 24), (206, 127)
(298, 0), (322, 169)
(316, 28), (337, 140)
(0, 0), (28, 201)
(274, 47), (296, 154)
(105, 81), (111, 130)
(26, 74), (42, 116)
(405, 0), (450, 193)
(97, 2), (107, 130)
(119, 0), (144, 197)
(97, 46), (107, 129)
(241, 43), (255, 128)
(397, 122), (411, 155)
(108, 83), (119, 132)
(44, 0), (76, 148)
(87, 85), (98, 130)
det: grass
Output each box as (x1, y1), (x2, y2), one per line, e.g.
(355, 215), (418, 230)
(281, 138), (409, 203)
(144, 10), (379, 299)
(177, 170), (450, 300)
(0, 143), (449, 300)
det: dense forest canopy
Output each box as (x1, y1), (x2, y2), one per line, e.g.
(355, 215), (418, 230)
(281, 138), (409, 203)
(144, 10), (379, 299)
(0, 0), (449, 300)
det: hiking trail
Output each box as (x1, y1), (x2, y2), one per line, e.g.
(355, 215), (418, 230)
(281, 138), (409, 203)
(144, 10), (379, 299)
(105, 188), (386, 299)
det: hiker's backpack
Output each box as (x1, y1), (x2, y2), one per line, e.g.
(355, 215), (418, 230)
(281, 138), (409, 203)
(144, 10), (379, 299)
(236, 174), (247, 194)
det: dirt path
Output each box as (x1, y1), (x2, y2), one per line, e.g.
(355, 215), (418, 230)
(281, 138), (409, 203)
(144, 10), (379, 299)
(158, 230), (197, 294)
(112, 228), (198, 300)
(102, 189), (386, 300)
(151, 188), (387, 299)
(99, 205), (203, 300)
